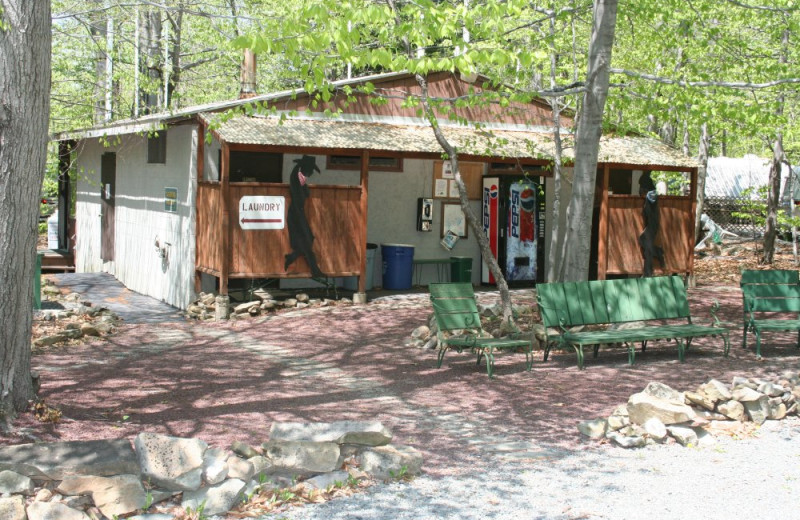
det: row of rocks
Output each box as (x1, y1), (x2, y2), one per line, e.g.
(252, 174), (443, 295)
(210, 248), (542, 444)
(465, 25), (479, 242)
(186, 290), (354, 321)
(408, 303), (545, 351)
(579, 371), (800, 448)
(34, 283), (120, 348)
(0, 421), (422, 519)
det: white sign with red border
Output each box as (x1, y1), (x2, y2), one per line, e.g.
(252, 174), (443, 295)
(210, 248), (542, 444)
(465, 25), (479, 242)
(239, 196), (285, 230)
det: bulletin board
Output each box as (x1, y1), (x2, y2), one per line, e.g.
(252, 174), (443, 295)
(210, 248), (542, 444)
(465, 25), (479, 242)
(432, 160), (484, 200)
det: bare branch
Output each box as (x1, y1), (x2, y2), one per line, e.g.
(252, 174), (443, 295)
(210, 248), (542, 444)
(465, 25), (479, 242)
(609, 68), (800, 90)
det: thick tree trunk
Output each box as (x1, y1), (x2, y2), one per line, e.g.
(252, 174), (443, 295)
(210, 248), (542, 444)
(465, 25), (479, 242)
(139, 8), (163, 113)
(694, 123), (710, 241)
(0, 0), (51, 424)
(762, 133), (783, 264)
(562, 0), (618, 281)
(546, 10), (567, 282)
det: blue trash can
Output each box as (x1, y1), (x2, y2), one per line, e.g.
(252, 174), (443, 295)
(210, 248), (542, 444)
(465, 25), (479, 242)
(381, 244), (414, 290)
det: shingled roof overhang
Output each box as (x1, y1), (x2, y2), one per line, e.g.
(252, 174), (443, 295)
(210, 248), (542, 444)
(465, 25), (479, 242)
(204, 114), (700, 171)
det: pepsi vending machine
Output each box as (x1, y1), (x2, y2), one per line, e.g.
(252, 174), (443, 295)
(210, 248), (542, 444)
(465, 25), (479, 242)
(481, 175), (546, 285)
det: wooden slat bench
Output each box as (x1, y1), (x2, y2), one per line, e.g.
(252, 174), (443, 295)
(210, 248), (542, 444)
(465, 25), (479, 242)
(536, 276), (730, 369)
(429, 282), (533, 378)
(741, 269), (800, 359)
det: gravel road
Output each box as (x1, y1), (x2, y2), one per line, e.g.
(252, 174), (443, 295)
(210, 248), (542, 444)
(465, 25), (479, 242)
(256, 417), (800, 520)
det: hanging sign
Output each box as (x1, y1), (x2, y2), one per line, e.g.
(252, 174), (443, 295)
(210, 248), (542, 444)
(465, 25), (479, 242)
(239, 196), (285, 230)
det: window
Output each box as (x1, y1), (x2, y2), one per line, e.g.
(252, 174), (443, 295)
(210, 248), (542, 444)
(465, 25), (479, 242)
(229, 152), (283, 183)
(327, 154), (403, 172)
(147, 132), (167, 164)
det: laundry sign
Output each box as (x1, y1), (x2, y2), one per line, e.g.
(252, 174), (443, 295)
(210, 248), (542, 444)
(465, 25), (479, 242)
(239, 196), (285, 230)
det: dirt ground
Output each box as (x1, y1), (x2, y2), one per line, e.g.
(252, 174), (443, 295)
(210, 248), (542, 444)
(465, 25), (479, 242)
(9, 239), (800, 479)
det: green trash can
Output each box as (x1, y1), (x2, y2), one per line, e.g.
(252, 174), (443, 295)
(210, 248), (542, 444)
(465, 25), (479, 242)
(33, 252), (43, 310)
(450, 256), (473, 283)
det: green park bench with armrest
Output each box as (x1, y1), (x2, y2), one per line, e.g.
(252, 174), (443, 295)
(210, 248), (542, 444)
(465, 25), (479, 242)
(741, 269), (800, 359)
(536, 276), (730, 370)
(429, 282), (533, 378)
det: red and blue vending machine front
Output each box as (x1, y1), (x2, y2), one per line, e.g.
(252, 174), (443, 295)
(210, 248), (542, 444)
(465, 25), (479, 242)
(481, 175), (545, 285)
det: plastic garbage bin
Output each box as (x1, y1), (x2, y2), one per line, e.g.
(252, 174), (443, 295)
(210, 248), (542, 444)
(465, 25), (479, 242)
(450, 256), (473, 283)
(381, 243), (414, 290)
(33, 252), (43, 310)
(343, 243), (378, 291)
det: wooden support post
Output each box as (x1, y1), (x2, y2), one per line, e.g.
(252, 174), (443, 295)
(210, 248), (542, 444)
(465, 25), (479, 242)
(355, 150), (370, 301)
(597, 165), (610, 280)
(220, 142), (230, 295)
(57, 141), (74, 251)
(194, 123), (205, 294)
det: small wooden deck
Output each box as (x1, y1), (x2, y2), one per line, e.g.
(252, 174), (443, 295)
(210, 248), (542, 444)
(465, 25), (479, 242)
(38, 249), (75, 273)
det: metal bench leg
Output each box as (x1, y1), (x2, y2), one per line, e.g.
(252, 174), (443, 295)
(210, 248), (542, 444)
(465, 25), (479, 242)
(593, 345), (600, 358)
(437, 346), (449, 368)
(574, 345), (585, 370)
(677, 339), (686, 362)
(484, 350), (495, 378)
(627, 343), (635, 365)
(641, 340), (647, 353)
(755, 329), (762, 360)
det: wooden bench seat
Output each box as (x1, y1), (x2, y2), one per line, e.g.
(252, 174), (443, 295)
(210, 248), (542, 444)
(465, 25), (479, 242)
(429, 282), (533, 378)
(537, 276), (730, 369)
(741, 269), (800, 359)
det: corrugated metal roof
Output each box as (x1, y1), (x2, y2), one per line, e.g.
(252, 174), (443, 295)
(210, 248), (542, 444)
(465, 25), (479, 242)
(705, 156), (791, 198)
(205, 114), (699, 168)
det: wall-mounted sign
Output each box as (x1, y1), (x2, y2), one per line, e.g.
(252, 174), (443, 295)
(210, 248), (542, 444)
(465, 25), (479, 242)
(164, 187), (178, 212)
(239, 195), (285, 230)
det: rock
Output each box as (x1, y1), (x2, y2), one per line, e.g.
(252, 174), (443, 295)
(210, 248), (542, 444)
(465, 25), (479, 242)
(296, 302), (309, 309)
(201, 293), (217, 306)
(732, 376), (756, 390)
(260, 300), (277, 311)
(303, 471), (350, 490)
(269, 421), (392, 446)
(79, 323), (100, 337)
(606, 431), (647, 448)
(134, 433), (207, 491)
(731, 387), (765, 402)
(0, 496), (26, 520)
(231, 441), (259, 459)
(182, 479), (246, 517)
(26, 501), (90, 520)
(0, 439), (138, 480)
(187, 304), (204, 314)
(643, 417), (668, 442)
(718, 400), (746, 422)
(685, 391), (716, 411)
(42, 286), (61, 296)
(0, 470), (35, 495)
(128, 514), (174, 520)
(606, 405), (630, 431)
(283, 298), (298, 308)
(642, 382), (684, 404)
(627, 391), (697, 426)
(577, 418), (608, 439)
(262, 441), (340, 473)
(234, 301), (260, 315)
(666, 425), (698, 447)
(215, 295), (231, 320)
(359, 445), (422, 480)
(57, 474), (146, 519)
(33, 333), (70, 347)
(226, 454), (254, 481)
(296, 293), (310, 303)
(34, 488), (54, 502)
(693, 409), (729, 421)
(93, 322), (114, 334)
(248, 455), (272, 479)
(743, 396), (770, 425)
(411, 326), (431, 341)
(202, 447), (229, 485)
(758, 382), (786, 398)
(695, 429), (718, 448)
(767, 397), (787, 420)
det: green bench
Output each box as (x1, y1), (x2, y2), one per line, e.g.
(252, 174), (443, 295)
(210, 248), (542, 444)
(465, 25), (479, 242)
(741, 269), (800, 359)
(536, 276), (730, 369)
(429, 282), (533, 378)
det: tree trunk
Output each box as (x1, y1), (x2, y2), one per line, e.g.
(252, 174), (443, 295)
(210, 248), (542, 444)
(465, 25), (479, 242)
(694, 122), (710, 241)
(561, 0), (618, 282)
(0, 0), (51, 424)
(165, 5), (184, 108)
(416, 74), (514, 324)
(762, 133), (783, 264)
(139, 7), (163, 113)
(546, 8), (567, 282)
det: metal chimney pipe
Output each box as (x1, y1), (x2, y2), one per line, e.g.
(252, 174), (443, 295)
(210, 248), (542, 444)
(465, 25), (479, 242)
(239, 48), (257, 99)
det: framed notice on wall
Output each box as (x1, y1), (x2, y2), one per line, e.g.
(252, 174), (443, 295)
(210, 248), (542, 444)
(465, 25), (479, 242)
(441, 202), (468, 238)
(432, 160), (484, 200)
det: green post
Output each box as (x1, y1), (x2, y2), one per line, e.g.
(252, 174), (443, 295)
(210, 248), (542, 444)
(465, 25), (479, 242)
(33, 252), (43, 310)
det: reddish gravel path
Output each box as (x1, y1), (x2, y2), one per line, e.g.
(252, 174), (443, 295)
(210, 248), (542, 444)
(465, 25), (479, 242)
(7, 286), (800, 477)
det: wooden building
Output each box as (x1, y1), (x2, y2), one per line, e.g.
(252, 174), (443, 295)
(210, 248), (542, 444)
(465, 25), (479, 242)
(53, 72), (699, 309)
